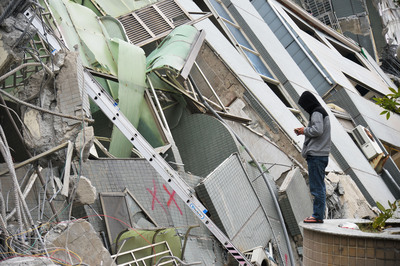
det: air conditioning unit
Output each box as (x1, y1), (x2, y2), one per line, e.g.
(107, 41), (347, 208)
(244, 246), (269, 266)
(350, 125), (382, 160)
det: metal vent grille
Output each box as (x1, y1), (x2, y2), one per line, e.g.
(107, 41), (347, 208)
(119, 14), (152, 45)
(136, 7), (171, 36)
(158, 0), (188, 27)
(118, 0), (191, 46)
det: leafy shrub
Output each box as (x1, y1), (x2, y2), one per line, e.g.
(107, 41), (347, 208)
(372, 200), (399, 230)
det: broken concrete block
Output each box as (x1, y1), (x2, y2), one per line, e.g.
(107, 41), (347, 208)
(69, 175), (96, 206)
(74, 126), (94, 162)
(0, 39), (16, 75)
(337, 181), (345, 195)
(19, 50), (92, 167)
(23, 109), (42, 140)
(328, 172), (375, 219)
(0, 14), (36, 74)
(278, 167), (312, 236)
(45, 219), (115, 266)
(325, 179), (335, 197)
(55, 51), (90, 126)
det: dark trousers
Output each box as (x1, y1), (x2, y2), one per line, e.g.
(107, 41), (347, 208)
(307, 155), (329, 220)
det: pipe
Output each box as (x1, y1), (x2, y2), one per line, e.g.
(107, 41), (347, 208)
(189, 75), (296, 266)
(0, 62), (53, 83)
(147, 75), (171, 134)
(181, 225), (200, 260)
(193, 62), (227, 112)
(0, 87), (94, 123)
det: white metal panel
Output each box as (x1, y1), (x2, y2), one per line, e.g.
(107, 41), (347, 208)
(351, 168), (396, 204)
(298, 28), (394, 97)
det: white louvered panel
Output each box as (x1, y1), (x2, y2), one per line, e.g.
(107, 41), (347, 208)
(137, 7), (172, 36)
(158, 0), (190, 27)
(119, 14), (152, 45)
(117, 0), (191, 46)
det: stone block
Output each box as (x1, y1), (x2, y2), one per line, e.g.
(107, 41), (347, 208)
(69, 175), (96, 206)
(45, 219), (115, 266)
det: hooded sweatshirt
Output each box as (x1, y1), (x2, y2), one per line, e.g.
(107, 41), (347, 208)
(298, 91), (331, 158)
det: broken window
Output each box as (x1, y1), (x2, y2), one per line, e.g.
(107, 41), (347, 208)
(301, 0), (341, 32)
(326, 103), (355, 132)
(381, 141), (400, 170)
(327, 38), (366, 67)
(345, 74), (383, 101)
(264, 81), (305, 124)
(99, 188), (157, 249)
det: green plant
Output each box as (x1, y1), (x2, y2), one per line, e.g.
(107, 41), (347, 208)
(373, 87), (400, 120)
(372, 200), (399, 230)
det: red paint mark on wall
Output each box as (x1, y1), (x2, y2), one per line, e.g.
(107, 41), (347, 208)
(146, 179), (167, 213)
(146, 180), (183, 215)
(163, 184), (183, 215)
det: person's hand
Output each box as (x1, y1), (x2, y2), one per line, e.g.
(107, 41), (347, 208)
(294, 127), (304, 135)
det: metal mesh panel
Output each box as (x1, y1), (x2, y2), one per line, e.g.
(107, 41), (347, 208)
(195, 154), (272, 250)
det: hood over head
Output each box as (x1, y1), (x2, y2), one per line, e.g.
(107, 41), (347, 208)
(298, 91), (328, 117)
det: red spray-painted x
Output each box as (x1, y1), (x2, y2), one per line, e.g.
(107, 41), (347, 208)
(163, 184), (183, 215)
(146, 179), (167, 214)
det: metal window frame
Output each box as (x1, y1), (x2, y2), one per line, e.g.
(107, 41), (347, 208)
(204, 0), (279, 82)
(100, 188), (158, 249)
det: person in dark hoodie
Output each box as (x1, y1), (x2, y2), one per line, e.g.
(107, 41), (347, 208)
(294, 91), (331, 223)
